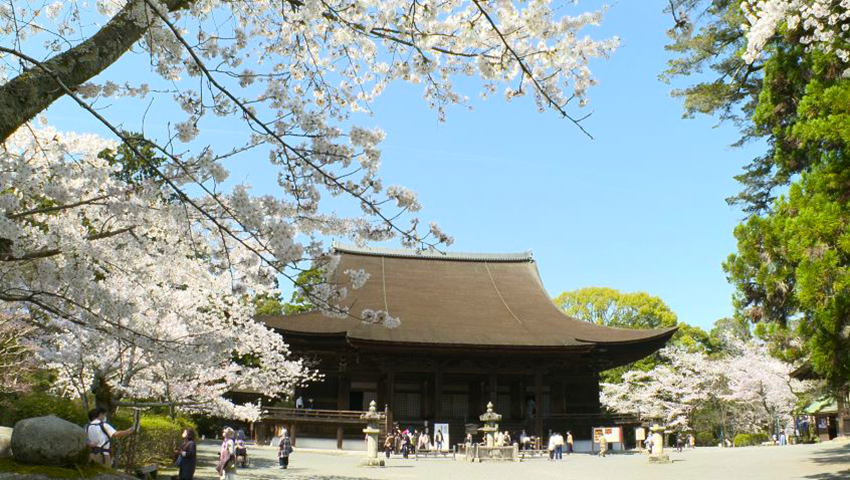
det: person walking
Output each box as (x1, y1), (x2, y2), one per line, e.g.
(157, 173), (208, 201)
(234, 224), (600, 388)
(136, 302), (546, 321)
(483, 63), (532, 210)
(689, 434), (696, 449)
(85, 407), (135, 467)
(175, 428), (197, 480)
(676, 435), (684, 453)
(435, 429), (443, 452)
(216, 427), (237, 480)
(566, 431), (574, 455)
(277, 430), (292, 469)
(384, 433), (394, 459)
(598, 433), (608, 457)
(401, 433), (411, 459)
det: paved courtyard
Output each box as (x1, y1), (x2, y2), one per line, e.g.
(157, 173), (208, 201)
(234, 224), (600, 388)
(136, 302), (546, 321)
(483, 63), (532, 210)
(181, 439), (850, 480)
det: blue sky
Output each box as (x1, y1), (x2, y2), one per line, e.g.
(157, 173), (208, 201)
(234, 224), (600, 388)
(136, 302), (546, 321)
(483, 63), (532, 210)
(44, 1), (761, 332)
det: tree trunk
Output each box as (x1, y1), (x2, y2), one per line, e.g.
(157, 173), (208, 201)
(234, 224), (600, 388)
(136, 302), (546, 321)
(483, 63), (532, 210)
(0, 0), (192, 142)
(92, 373), (118, 416)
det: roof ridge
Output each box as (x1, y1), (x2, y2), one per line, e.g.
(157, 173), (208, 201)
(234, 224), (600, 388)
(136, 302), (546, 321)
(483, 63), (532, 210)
(332, 241), (534, 262)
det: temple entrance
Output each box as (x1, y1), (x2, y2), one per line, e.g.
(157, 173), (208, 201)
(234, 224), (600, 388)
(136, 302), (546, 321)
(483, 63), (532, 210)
(349, 391), (364, 411)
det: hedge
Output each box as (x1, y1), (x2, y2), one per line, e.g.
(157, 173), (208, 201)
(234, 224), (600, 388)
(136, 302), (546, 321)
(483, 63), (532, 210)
(113, 414), (196, 470)
(733, 433), (770, 447)
(0, 391), (86, 427)
(694, 431), (718, 447)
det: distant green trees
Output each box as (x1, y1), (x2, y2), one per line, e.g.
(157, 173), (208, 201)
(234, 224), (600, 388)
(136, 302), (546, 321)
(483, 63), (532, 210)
(253, 269), (322, 316)
(554, 287), (713, 382)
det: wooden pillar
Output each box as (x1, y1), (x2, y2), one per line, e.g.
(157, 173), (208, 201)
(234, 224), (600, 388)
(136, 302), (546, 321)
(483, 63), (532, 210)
(469, 380), (481, 420)
(336, 425), (344, 450)
(337, 375), (350, 410)
(434, 368), (443, 420)
(534, 372), (543, 438)
(422, 378), (430, 419)
(517, 380), (526, 420)
(552, 378), (565, 414)
(510, 380), (521, 420)
(488, 373), (497, 404)
(386, 371), (395, 413)
(290, 423), (297, 447)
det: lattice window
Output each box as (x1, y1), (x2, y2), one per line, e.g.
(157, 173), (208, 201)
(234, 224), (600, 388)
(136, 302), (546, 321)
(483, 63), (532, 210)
(441, 393), (469, 419)
(495, 394), (511, 416)
(394, 392), (422, 419)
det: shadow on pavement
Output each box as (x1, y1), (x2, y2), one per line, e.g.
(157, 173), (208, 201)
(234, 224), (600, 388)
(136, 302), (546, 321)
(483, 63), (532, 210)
(808, 442), (850, 466)
(803, 469), (850, 480)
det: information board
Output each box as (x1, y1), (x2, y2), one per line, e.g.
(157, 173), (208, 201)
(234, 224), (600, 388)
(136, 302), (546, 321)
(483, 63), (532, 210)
(593, 426), (623, 444)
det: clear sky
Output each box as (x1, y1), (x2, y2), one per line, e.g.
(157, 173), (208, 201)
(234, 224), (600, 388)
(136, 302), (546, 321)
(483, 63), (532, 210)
(43, 1), (762, 332)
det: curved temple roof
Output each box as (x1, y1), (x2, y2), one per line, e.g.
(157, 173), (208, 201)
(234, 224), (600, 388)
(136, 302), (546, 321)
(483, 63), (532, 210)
(261, 243), (676, 351)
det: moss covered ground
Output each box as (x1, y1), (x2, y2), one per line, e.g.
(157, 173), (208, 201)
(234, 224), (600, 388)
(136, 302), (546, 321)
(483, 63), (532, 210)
(0, 458), (115, 479)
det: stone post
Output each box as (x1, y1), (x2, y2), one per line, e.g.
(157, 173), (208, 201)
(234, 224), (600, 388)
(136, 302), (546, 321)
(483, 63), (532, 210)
(648, 424), (671, 464)
(361, 401), (384, 467)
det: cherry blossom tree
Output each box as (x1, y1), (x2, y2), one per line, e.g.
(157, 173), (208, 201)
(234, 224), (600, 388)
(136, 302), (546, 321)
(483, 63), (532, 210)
(601, 346), (716, 431)
(0, 1), (619, 417)
(602, 340), (809, 436)
(720, 338), (806, 435)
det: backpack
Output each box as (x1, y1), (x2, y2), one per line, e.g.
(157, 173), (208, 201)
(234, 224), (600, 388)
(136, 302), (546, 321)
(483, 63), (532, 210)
(85, 421), (112, 454)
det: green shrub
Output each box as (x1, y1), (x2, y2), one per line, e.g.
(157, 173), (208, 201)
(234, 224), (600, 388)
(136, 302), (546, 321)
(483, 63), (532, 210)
(0, 391), (86, 427)
(113, 414), (196, 470)
(694, 431), (717, 446)
(733, 432), (771, 447)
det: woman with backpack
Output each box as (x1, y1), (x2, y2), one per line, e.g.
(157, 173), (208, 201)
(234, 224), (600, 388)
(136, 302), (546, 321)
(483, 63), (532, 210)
(175, 428), (197, 480)
(277, 430), (292, 469)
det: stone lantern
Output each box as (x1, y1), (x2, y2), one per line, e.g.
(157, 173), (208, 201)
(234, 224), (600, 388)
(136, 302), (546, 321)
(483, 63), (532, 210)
(479, 402), (502, 447)
(647, 424), (671, 464)
(360, 400), (384, 467)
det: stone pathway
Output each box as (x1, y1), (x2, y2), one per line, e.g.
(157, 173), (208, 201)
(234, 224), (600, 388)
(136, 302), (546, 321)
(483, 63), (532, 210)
(177, 439), (850, 480)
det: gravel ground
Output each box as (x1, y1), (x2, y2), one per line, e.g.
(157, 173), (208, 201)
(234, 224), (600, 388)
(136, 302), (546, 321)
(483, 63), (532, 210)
(173, 438), (850, 480)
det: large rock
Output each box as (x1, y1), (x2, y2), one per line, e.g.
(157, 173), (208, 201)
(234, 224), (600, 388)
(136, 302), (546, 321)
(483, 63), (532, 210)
(10, 416), (88, 466)
(0, 427), (12, 459)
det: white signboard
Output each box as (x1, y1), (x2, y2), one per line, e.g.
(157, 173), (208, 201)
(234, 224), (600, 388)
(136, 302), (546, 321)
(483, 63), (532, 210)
(593, 427), (623, 444)
(434, 423), (450, 451)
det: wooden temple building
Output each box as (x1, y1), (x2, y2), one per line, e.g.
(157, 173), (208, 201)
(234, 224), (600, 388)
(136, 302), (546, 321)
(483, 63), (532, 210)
(257, 243), (676, 448)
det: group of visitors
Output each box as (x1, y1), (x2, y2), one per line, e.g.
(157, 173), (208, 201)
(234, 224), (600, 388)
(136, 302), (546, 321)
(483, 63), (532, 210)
(215, 426), (292, 480)
(383, 427), (435, 458)
(547, 431), (574, 459)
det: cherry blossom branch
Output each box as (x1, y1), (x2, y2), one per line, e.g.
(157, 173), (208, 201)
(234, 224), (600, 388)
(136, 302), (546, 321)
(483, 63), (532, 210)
(141, 0), (438, 250)
(471, 0), (593, 139)
(1, 226), (135, 261)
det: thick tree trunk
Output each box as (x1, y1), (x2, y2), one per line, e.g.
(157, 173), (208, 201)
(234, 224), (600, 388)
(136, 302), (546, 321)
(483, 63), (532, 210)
(0, 0), (191, 142)
(92, 373), (118, 416)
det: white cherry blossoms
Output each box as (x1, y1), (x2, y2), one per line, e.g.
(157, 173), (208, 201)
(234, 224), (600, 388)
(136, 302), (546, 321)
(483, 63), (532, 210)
(0, 126), (318, 419)
(742, 1), (850, 74)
